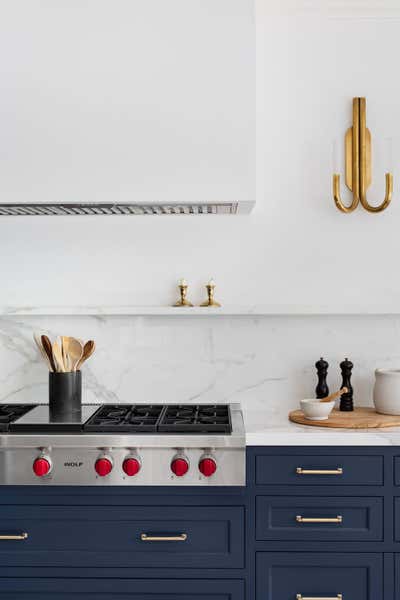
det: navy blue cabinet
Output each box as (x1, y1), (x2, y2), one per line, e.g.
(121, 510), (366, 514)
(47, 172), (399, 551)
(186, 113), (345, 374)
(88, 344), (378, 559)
(255, 453), (383, 486)
(2, 446), (400, 600)
(256, 496), (383, 541)
(256, 552), (383, 600)
(0, 505), (244, 569)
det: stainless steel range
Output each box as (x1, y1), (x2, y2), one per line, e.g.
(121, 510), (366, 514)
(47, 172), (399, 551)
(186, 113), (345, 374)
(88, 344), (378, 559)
(0, 404), (245, 486)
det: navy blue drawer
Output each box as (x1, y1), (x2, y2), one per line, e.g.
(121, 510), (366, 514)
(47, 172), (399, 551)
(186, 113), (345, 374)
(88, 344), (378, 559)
(256, 496), (383, 541)
(256, 454), (383, 486)
(257, 552), (382, 600)
(0, 505), (244, 569)
(0, 578), (244, 599)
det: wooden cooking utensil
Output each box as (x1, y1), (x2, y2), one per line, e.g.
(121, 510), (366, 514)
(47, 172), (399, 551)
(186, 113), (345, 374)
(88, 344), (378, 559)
(67, 337), (84, 372)
(41, 335), (57, 372)
(76, 340), (95, 370)
(33, 334), (53, 371)
(320, 387), (348, 403)
(52, 339), (66, 373)
(60, 336), (71, 371)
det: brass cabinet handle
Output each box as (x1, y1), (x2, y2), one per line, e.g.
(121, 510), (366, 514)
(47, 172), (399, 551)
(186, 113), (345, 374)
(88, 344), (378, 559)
(296, 596), (342, 600)
(0, 533), (28, 540)
(296, 516), (343, 524)
(296, 467), (343, 476)
(140, 533), (187, 542)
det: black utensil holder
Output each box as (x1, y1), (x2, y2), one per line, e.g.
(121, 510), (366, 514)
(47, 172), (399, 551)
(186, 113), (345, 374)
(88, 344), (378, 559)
(49, 371), (82, 418)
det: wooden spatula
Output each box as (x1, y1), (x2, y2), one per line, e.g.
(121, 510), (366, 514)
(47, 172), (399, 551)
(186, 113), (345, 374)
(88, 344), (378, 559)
(41, 335), (57, 372)
(52, 339), (66, 373)
(33, 334), (53, 371)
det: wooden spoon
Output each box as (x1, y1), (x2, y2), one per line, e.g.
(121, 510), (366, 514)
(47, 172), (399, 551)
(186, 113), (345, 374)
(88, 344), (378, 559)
(66, 337), (83, 372)
(41, 335), (57, 372)
(52, 339), (66, 373)
(33, 334), (53, 371)
(320, 387), (348, 403)
(76, 340), (95, 370)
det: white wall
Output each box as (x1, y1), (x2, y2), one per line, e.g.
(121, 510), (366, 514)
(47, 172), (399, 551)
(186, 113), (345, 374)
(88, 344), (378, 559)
(1, 1), (400, 414)
(0, 0), (400, 311)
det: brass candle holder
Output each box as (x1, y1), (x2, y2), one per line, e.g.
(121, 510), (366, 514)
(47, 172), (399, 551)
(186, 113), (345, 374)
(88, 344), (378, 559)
(200, 279), (221, 307)
(173, 279), (193, 307)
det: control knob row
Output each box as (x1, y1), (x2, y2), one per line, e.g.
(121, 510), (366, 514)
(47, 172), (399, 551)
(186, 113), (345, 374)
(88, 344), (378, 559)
(33, 454), (217, 478)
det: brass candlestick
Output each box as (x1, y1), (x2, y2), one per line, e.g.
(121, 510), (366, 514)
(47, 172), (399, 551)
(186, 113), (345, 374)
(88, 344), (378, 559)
(200, 280), (221, 307)
(173, 279), (193, 307)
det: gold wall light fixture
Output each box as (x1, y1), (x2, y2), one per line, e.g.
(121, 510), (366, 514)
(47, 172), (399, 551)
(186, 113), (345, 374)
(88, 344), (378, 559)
(333, 97), (393, 213)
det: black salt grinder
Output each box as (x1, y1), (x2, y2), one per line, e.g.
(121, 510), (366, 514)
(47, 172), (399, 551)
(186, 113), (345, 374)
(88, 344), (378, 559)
(339, 357), (354, 411)
(315, 357), (329, 399)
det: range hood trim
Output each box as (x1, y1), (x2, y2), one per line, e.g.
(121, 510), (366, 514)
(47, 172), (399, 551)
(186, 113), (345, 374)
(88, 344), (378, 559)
(0, 201), (254, 216)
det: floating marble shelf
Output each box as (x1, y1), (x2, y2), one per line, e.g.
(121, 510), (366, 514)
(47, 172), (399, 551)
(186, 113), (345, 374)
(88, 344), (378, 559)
(0, 304), (399, 316)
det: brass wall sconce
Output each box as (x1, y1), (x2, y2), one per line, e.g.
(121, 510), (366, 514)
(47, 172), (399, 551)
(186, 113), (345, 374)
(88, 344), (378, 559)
(333, 97), (393, 213)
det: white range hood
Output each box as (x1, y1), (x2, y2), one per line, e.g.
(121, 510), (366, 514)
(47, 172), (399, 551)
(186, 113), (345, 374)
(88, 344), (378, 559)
(0, 0), (255, 216)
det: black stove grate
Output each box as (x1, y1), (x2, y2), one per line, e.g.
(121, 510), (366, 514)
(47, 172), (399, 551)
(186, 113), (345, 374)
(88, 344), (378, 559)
(83, 404), (232, 434)
(83, 404), (164, 433)
(0, 404), (37, 432)
(158, 405), (231, 434)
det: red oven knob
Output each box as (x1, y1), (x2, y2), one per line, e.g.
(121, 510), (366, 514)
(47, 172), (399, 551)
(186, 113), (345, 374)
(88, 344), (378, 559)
(122, 457), (141, 477)
(95, 457), (113, 477)
(199, 457), (217, 477)
(171, 456), (189, 477)
(33, 457), (51, 477)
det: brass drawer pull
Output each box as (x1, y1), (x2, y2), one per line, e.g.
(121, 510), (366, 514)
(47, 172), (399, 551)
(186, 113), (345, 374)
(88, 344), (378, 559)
(296, 467), (343, 476)
(0, 533), (28, 540)
(296, 596), (342, 600)
(296, 516), (343, 524)
(140, 533), (187, 542)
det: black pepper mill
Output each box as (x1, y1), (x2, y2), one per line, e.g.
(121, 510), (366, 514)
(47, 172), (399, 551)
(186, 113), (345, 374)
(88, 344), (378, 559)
(340, 358), (354, 411)
(315, 357), (329, 399)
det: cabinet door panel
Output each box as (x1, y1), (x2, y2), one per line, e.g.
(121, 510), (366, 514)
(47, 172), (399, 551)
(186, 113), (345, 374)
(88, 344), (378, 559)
(256, 496), (383, 541)
(256, 454), (383, 486)
(0, 505), (244, 568)
(257, 552), (382, 600)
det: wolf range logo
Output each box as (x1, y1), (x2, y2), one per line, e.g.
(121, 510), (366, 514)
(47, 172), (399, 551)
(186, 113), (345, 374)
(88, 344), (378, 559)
(64, 461), (83, 468)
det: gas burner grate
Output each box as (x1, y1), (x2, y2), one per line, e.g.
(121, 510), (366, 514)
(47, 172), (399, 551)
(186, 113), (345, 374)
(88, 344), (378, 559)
(158, 405), (231, 434)
(84, 404), (164, 432)
(83, 404), (232, 434)
(0, 404), (37, 431)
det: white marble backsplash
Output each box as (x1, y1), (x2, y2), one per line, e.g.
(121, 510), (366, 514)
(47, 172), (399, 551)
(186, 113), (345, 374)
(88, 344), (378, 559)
(0, 314), (400, 424)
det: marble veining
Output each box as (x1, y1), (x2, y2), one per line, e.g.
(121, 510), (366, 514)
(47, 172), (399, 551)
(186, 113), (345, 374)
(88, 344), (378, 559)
(0, 314), (400, 446)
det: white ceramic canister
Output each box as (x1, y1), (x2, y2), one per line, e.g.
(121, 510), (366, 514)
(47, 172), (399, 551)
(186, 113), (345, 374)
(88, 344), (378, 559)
(373, 369), (400, 415)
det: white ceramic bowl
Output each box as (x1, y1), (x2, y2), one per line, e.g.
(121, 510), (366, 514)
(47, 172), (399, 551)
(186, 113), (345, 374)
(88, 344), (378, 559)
(300, 399), (335, 421)
(373, 368), (400, 415)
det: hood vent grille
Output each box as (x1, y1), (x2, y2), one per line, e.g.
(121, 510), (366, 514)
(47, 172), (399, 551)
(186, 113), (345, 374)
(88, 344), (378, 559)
(0, 203), (239, 216)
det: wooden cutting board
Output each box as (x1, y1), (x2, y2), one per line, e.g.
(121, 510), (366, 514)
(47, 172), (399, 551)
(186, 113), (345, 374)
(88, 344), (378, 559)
(289, 407), (400, 429)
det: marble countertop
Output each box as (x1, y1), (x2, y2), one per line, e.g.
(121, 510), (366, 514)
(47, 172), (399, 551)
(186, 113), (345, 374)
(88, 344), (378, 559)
(244, 409), (400, 446)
